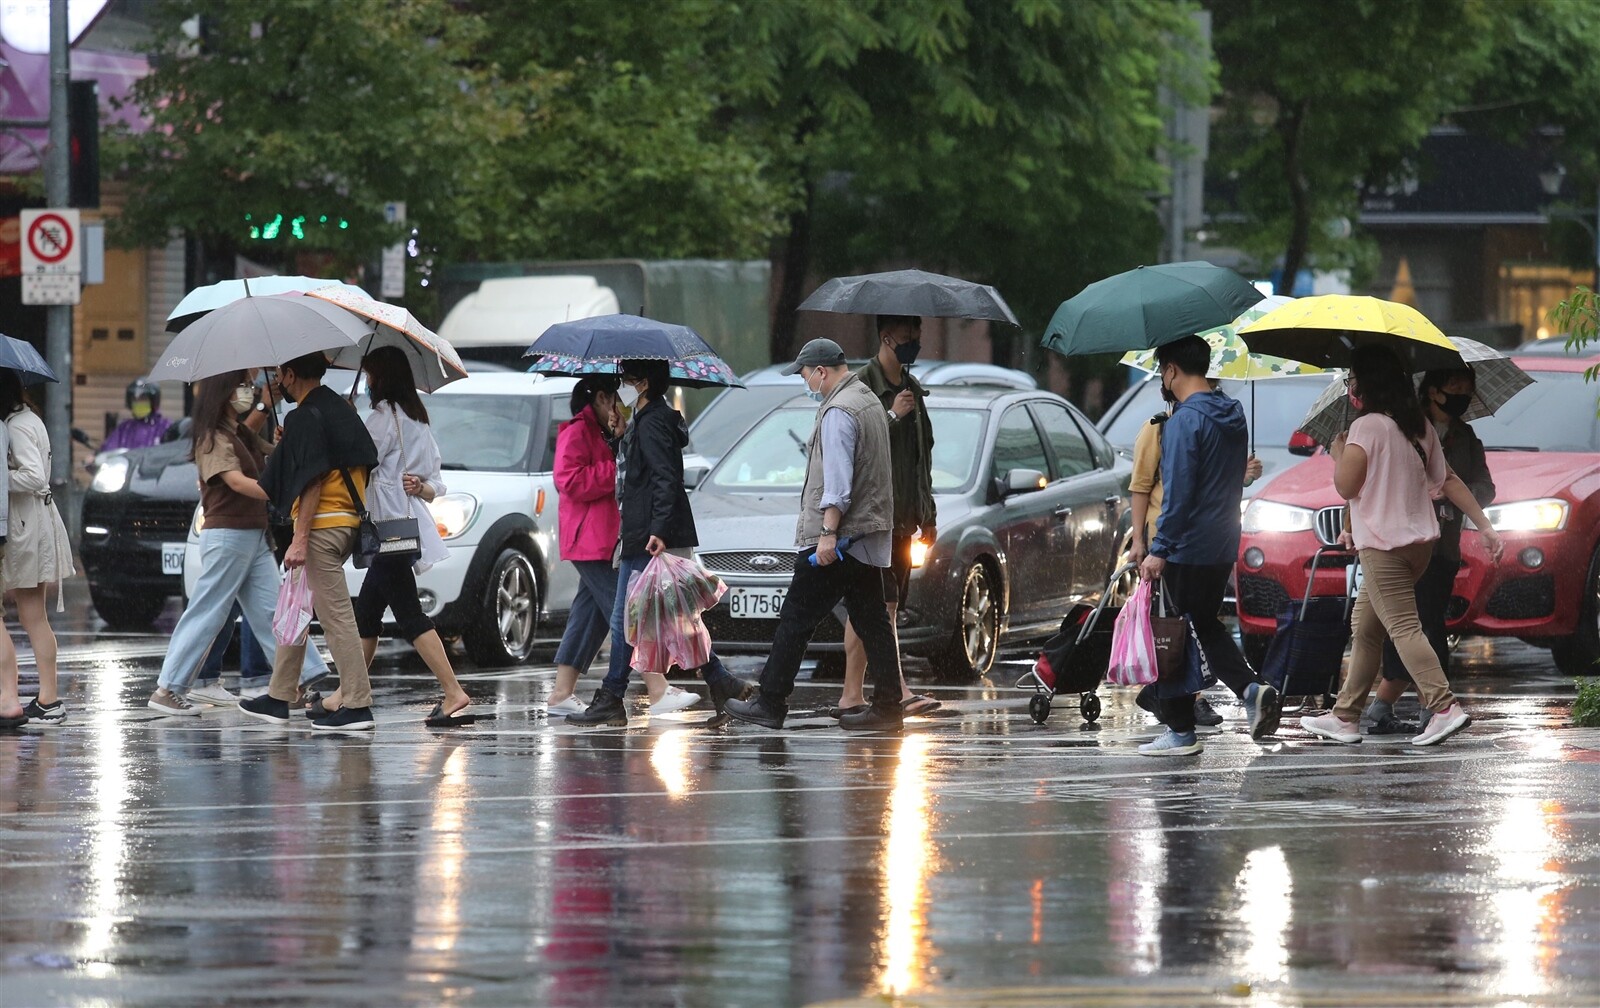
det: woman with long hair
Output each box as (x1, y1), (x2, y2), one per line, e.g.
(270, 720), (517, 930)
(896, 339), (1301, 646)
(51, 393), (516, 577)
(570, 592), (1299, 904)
(147, 369), (328, 715)
(1301, 344), (1503, 747)
(311, 346), (471, 727)
(0, 368), (74, 725)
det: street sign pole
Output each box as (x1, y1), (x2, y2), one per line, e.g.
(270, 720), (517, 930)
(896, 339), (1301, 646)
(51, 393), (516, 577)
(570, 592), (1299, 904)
(45, 0), (72, 488)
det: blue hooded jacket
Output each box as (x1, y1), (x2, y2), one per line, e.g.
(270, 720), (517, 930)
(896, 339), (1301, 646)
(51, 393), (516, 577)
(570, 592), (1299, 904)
(1149, 390), (1248, 565)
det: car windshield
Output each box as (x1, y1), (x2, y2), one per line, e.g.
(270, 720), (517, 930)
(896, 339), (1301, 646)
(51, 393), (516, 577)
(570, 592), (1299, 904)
(688, 386), (803, 460)
(1100, 374), (1336, 448)
(708, 407), (988, 493)
(1470, 371), (1600, 452)
(425, 394), (541, 472)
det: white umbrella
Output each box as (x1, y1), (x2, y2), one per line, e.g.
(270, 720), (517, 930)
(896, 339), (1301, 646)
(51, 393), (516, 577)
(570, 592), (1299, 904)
(166, 276), (368, 333)
(151, 292), (370, 382)
(304, 286), (468, 392)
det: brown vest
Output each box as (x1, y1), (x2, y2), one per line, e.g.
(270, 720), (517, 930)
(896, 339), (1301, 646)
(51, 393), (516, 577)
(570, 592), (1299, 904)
(795, 373), (894, 548)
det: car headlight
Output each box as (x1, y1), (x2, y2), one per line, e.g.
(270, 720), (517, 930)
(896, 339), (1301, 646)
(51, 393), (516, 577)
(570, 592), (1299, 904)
(1467, 498), (1568, 532)
(427, 493), (478, 540)
(1241, 499), (1315, 534)
(909, 539), (930, 569)
(190, 504), (205, 537)
(90, 454), (131, 493)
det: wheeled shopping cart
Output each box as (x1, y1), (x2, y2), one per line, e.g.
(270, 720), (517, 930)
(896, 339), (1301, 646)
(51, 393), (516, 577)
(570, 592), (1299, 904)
(1015, 563), (1137, 725)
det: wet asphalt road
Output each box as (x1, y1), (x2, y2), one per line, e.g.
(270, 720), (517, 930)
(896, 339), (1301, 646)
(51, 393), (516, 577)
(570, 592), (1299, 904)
(2, 597), (1599, 1007)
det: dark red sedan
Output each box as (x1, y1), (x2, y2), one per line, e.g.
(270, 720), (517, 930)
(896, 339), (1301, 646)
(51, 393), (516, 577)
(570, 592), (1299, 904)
(1235, 355), (1600, 675)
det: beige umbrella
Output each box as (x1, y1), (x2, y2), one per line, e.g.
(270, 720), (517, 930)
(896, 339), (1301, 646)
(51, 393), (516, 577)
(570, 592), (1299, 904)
(304, 286), (468, 392)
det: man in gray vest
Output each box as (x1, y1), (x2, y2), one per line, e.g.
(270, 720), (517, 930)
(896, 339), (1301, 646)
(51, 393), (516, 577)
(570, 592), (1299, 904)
(725, 338), (904, 731)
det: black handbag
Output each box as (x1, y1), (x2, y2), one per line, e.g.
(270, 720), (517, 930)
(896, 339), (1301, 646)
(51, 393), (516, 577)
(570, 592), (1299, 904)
(341, 409), (422, 570)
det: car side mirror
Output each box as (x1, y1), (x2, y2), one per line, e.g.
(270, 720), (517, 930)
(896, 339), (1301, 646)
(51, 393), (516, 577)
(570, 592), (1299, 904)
(1288, 431), (1317, 457)
(683, 466), (708, 490)
(997, 467), (1047, 499)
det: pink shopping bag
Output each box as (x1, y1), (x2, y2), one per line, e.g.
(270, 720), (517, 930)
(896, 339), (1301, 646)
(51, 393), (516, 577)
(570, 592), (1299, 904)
(625, 553), (726, 673)
(273, 567), (313, 647)
(1106, 578), (1159, 686)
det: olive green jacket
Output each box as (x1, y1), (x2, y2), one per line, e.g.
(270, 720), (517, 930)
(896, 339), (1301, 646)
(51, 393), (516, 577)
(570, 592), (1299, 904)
(859, 357), (936, 534)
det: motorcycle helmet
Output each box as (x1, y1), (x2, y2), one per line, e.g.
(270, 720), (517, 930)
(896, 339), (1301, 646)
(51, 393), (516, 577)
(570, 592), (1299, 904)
(125, 378), (160, 412)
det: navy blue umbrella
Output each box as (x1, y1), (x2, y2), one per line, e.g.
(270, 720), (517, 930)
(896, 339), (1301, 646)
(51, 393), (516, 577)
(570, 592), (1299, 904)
(0, 334), (58, 385)
(523, 314), (742, 388)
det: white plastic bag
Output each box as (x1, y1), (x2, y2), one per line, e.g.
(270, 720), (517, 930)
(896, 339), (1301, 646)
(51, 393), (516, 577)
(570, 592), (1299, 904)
(273, 568), (313, 647)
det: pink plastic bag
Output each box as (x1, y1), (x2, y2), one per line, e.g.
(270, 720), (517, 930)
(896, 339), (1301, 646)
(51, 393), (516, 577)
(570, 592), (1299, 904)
(625, 553), (726, 673)
(1106, 578), (1159, 686)
(273, 567), (313, 647)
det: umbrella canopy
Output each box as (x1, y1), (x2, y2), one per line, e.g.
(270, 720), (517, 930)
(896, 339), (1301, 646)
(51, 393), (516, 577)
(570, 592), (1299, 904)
(1236, 294), (1461, 370)
(1294, 336), (1533, 446)
(151, 292), (370, 382)
(1042, 261), (1264, 357)
(1119, 296), (1320, 379)
(166, 276), (368, 333)
(524, 314), (742, 388)
(797, 269), (1019, 325)
(0, 334), (57, 385)
(304, 287), (468, 392)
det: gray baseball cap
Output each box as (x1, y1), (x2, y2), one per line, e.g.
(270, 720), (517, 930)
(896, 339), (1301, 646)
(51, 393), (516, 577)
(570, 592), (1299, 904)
(782, 337), (848, 375)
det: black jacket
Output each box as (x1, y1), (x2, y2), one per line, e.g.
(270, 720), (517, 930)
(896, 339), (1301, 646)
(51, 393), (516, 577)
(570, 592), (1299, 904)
(258, 384), (379, 517)
(618, 398), (697, 554)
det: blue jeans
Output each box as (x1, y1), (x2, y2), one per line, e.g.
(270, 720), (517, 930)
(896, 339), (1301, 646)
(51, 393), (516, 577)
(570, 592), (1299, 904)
(196, 600), (272, 686)
(553, 560), (620, 673)
(599, 552), (737, 699)
(158, 527), (328, 695)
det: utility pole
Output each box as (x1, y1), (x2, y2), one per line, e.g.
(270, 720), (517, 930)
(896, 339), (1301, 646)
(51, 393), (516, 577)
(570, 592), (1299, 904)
(45, 0), (73, 488)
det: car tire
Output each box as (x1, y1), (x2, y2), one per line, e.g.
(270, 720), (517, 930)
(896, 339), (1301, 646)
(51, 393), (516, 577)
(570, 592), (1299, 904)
(90, 587), (165, 631)
(1242, 633), (1271, 672)
(463, 547), (540, 668)
(931, 562), (1000, 680)
(1553, 547), (1600, 676)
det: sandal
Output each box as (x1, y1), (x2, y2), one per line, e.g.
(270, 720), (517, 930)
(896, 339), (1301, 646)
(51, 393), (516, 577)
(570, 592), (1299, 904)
(0, 710), (27, 729)
(826, 704), (870, 720)
(303, 693), (335, 720)
(901, 694), (942, 716)
(425, 700), (476, 728)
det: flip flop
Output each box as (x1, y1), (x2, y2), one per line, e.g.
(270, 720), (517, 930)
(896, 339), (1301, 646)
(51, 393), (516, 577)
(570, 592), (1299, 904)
(0, 712), (27, 729)
(425, 701), (476, 728)
(826, 704), (871, 720)
(901, 695), (942, 716)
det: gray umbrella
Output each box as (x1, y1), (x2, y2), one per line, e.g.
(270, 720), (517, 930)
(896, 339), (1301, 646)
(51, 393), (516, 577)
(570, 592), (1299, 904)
(798, 269), (1019, 325)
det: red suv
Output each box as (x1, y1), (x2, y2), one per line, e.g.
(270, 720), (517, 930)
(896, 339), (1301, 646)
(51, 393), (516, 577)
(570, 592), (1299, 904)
(1235, 356), (1600, 675)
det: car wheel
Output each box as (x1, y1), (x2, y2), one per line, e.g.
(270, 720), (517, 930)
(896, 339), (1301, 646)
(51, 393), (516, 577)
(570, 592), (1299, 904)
(464, 547), (539, 668)
(1242, 633), (1271, 672)
(932, 562), (1000, 679)
(90, 587), (165, 631)
(1553, 547), (1600, 676)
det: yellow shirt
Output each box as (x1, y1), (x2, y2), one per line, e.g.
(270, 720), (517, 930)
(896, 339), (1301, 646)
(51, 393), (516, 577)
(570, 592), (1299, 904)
(1129, 417), (1164, 541)
(291, 467), (369, 530)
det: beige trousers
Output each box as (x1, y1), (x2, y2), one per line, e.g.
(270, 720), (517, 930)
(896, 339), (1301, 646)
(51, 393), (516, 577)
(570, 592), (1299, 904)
(1333, 541), (1456, 722)
(268, 526), (372, 708)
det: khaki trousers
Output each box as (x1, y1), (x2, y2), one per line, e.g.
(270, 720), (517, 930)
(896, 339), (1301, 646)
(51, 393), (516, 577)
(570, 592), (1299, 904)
(268, 525), (372, 709)
(1333, 541), (1456, 722)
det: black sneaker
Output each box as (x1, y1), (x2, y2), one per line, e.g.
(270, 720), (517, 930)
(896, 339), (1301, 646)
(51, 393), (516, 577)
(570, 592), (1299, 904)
(1366, 713), (1421, 736)
(23, 698), (65, 726)
(311, 705), (375, 732)
(239, 694), (290, 724)
(839, 703), (903, 731)
(565, 688), (628, 727)
(724, 696), (785, 729)
(1193, 695), (1224, 727)
(706, 673), (755, 715)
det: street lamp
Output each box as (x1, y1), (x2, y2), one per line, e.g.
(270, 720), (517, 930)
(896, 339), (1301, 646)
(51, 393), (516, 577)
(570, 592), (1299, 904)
(1539, 160), (1600, 278)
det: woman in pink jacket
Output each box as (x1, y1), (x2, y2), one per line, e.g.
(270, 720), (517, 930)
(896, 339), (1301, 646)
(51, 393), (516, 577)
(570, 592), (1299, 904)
(546, 377), (699, 717)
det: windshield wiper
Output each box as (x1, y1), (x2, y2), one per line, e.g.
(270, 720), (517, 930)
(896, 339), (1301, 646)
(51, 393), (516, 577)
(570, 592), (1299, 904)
(788, 429), (806, 455)
(1485, 446), (1540, 453)
(440, 462), (471, 470)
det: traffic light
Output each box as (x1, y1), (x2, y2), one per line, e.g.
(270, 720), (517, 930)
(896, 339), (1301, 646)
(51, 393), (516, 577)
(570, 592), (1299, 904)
(69, 80), (99, 209)
(244, 213), (351, 240)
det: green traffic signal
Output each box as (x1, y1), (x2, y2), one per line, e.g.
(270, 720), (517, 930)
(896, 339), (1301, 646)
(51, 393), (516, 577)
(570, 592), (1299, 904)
(243, 212), (351, 240)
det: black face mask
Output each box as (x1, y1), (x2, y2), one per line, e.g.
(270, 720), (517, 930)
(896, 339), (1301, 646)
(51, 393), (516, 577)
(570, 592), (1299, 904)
(893, 339), (921, 366)
(1159, 380), (1177, 404)
(276, 381), (296, 405)
(1438, 392), (1471, 418)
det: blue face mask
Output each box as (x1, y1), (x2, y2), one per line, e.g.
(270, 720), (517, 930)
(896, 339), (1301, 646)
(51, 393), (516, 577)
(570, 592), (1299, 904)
(804, 370), (825, 403)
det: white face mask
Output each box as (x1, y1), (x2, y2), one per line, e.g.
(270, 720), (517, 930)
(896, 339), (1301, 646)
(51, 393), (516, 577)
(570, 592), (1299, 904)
(617, 384), (640, 409)
(231, 390), (256, 414)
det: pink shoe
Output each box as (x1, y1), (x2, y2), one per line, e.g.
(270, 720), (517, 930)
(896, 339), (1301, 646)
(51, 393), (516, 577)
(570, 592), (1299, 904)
(1300, 712), (1362, 744)
(1411, 703), (1471, 746)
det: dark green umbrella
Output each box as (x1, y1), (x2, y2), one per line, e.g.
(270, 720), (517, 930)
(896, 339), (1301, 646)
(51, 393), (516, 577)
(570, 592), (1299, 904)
(1041, 261), (1264, 357)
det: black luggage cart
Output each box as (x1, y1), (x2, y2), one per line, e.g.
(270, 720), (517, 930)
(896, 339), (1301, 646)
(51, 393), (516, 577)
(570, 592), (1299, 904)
(1016, 563), (1136, 725)
(1259, 546), (1355, 700)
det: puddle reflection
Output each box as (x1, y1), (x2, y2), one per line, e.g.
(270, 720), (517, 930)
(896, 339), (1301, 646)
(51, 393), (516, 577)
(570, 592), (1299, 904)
(82, 663), (131, 976)
(878, 734), (936, 997)
(649, 729), (694, 797)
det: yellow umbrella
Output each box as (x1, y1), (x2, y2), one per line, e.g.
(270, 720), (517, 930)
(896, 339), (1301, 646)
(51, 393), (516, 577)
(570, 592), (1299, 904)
(1118, 298), (1323, 379)
(1235, 294), (1460, 370)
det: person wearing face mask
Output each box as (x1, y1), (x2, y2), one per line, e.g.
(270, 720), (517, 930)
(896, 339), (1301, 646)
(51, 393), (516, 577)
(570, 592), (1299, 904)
(102, 378), (174, 451)
(1362, 366), (1495, 735)
(831, 314), (941, 718)
(566, 359), (756, 727)
(725, 339), (904, 731)
(147, 370), (328, 716)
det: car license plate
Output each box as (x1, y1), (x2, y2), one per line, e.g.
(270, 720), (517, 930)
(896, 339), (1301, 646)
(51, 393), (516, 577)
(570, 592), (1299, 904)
(729, 587), (786, 619)
(1346, 561), (1363, 598)
(161, 542), (185, 576)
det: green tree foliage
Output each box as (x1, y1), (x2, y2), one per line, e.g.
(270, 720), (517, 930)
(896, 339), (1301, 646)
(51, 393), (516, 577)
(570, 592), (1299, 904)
(1549, 286), (1600, 385)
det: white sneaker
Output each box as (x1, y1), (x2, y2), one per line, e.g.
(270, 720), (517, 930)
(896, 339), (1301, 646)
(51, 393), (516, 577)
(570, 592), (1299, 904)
(649, 687), (703, 715)
(148, 689), (202, 716)
(186, 682), (240, 706)
(239, 685), (270, 700)
(1411, 703), (1471, 746)
(1301, 712), (1362, 744)
(1138, 729), (1203, 757)
(545, 695), (588, 718)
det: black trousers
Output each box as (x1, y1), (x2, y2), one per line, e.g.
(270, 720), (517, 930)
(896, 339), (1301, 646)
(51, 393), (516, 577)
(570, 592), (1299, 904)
(353, 553), (434, 643)
(759, 554), (901, 715)
(1381, 551), (1455, 683)
(1156, 561), (1264, 733)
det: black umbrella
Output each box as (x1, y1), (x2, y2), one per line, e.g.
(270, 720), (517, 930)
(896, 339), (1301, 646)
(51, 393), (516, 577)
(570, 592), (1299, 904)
(798, 269), (1020, 325)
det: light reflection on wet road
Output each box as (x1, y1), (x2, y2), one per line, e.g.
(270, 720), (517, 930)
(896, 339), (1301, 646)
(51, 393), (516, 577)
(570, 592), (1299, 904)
(1, 622), (1598, 1007)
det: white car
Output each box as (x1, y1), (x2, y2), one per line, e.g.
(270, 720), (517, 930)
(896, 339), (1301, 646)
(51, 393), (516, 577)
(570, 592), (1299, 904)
(185, 372), (581, 667)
